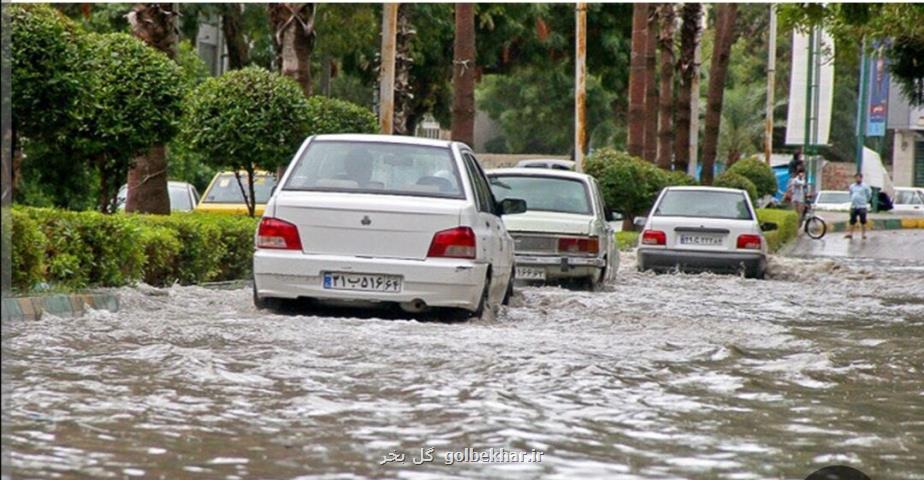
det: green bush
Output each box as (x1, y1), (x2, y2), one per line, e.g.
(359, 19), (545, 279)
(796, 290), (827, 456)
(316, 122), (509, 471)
(727, 158), (778, 198)
(714, 171), (758, 203)
(11, 210), (48, 291)
(137, 225), (183, 286)
(305, 96), (378, 136)
(131, 214), (224, 285)
(615, 231), (640, 251)
(757, 208), (799, 253)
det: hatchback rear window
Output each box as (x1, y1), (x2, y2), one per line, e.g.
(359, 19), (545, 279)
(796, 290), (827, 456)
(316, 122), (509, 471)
(489, 175), (591, 215)
(654, 190), (753, 220)
(284, 141), (464, 199)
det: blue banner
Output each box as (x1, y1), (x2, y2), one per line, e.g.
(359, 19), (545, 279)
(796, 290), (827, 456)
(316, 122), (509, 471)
(866, 41), (890, 137)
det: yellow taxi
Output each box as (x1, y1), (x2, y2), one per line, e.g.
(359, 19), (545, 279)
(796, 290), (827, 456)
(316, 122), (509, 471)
(195, 171), (277, 216)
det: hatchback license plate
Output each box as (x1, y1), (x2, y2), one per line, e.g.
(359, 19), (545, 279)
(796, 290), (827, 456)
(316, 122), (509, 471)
(679, 235), (724, 246)
(516, 267), (546, 280)
(323, 273), (402, 292)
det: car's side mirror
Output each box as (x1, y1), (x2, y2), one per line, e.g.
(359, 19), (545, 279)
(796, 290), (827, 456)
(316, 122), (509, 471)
(497, 198), (527, 215)
(604, 207), (615, 222)
(633, 216), (648, 227)
(760, 221), (778, 232)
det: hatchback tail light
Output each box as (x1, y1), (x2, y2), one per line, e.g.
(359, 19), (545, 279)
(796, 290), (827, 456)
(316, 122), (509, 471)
(736, 234), (762, 250)
(641, 229), (667, 246)
(558, 236), (599, 254)
(257, 217), (302, 250)
(427, 227), (477, 259)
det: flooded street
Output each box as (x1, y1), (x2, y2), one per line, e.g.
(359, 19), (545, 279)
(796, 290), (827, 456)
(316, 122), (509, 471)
(3, 252), (923, 479)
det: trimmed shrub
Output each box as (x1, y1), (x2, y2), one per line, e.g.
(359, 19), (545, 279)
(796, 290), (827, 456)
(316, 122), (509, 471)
(137, 226), (183, 286)
(714, 171), (758, 203)
(727, 158), (778, 198)
(11, 210), (48, 291)
(199, 214), (260, 281)
(757, 208), (799, 253)
(131, 214), (224, 285)
(305, 96), (378, 136)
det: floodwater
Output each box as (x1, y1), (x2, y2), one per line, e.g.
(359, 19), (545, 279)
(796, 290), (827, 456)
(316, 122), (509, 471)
(3, 252), (923, 479)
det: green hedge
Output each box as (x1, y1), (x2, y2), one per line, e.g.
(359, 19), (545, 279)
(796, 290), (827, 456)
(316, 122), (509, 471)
(714, 171), (758, 203)
(757, 208), (799, 253)
(11, 207), (259, 292)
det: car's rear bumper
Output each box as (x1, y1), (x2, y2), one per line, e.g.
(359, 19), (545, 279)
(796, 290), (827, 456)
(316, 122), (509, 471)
(515, 254), (604, 279)
(637, 248), (765, 275)
(254, 250), (487, 310)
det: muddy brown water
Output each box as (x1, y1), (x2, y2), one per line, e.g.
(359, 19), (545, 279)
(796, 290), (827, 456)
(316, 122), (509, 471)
(3, 253), (923, 479)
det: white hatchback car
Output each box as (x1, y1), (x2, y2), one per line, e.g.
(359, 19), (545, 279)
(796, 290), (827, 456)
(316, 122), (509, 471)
(253, 134), (525, 319)
(636, 186), (771, 279)
(487, 168), (619, 289)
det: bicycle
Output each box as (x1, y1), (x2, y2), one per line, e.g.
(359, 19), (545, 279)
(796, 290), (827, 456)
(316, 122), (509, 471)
(800, 200), (827, 239)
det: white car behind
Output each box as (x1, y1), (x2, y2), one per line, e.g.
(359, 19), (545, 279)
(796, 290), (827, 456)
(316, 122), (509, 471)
(253, 134), (525, 319)
(892, 187), (924, 215)
(487, 168), (619, 290)
(636, 186), (771, 279)
(813, 190), (869, 212)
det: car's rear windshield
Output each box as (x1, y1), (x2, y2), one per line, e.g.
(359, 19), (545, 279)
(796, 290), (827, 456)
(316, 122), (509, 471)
(895, 190), (923, 205)
(284, 141), (464, 199)
(168, 185), (193, 210)
(654, 190), (752, 220)
(489, 175), (591, 215)
(203, 174), (275, 204)
(816, 192), (850, 204)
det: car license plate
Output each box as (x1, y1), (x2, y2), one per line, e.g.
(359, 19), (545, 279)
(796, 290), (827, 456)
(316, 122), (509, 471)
(323, 273), (402, 292)
(516, 267), (546, 280)
(679, 234), (724, 246)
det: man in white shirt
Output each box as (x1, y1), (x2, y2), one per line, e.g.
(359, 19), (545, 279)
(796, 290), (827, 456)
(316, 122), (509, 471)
(846, 173), (872, 240)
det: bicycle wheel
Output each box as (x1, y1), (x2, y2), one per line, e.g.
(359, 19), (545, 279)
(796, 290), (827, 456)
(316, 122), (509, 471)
(804, 216), (827, 239)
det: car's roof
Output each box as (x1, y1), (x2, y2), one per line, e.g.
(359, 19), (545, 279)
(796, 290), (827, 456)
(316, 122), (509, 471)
(311, 133), (454, 149)
(664, 186), (747, 194)
(486, 167), (592, 181)
(516, 158), (575, 165)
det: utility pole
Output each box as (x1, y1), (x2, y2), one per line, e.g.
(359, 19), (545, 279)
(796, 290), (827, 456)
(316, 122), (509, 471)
(688, 5), (706, 176)
(764, 5), (776, 164)
(574, 2), (587, 172)
(855, 39), (869, 175)
(451, 3), (476, 147)
(379, 3), (398, 135)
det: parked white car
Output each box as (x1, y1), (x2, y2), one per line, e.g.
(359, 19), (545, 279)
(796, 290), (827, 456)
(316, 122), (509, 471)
(514, 159), (576, 171)
(486, 168), (618, 290)
(813, 190), (869, 212)
(253, 134), (524, 319)
(116, 181), (200, 212)
(636, 186), (771, 279)
(892, 187), (924, 215)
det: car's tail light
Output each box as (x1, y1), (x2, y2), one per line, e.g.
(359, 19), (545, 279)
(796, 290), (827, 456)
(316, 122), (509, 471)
(736, 234), (762, 250)
(427, 227), (476, 259)
(557, 236), (599, 254)
(641, 229), (666, 246)
(257, 217), (302, 250)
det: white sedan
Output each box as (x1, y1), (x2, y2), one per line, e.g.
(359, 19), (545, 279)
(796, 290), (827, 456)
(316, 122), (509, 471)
(636, 186), (772, 279)
(253, 134), (524, 319)
(487, 168), (619, 290)
(892, 187), (924, 215)
(813, 190), (869, 212)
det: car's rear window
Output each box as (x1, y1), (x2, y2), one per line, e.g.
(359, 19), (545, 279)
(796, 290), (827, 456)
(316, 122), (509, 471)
(489, 175), (591, 215)
(203, 174), (275, 204)
(816, 192), (850, 204)
(168, 185), (193, 211)
(895, 190), (923, 205)
(284, 141), (464, 199)
(654, 190), (752, 220)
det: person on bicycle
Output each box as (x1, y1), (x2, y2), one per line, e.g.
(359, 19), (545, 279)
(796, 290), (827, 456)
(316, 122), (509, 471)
(846, 173), (872, 240)
(789, 168), (808, 222)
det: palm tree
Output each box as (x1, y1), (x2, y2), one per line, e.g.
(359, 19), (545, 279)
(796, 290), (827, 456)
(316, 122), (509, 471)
(673, 3), (701, 175)
(700, 3), (737, 185)
(719, 86), (764, 166)
(656, 4), (676, 170)
(125, 3), (176, 215)
(451, 3), (476, 147)
(643, 5), (659, 163)
(221, 4), (250, 70)
(268, 3), (316, 97)
(394, 3), (416, 135)
(627, 4), (649, 158)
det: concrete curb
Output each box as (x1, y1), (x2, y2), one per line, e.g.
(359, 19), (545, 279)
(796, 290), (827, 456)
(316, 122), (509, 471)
(1, 293), (119, 321)
(829, 217), (924, 233)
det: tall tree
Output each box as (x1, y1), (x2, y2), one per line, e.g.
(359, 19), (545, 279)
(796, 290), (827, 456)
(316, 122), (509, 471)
(125, 3), (177, 215)
(700, 3), (738, 185)
(627, 4), (649, 158)
(643, 6), (659, 163)
(268, 3), (316, 97)
(221, 3), (251, 70)
(451, 3), (476, 147)
(656, 4), (676, 170)
(393, 3), (416, 135)
(673, 3), (701, 174)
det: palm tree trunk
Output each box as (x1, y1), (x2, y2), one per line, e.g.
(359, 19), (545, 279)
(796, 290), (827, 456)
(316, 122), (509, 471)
(451, 3), (476, 147)
(673, 3), (701, 175)
(656, 4), (675, 170)
(268, 3), (316, 97)
(700, 3), (737, 185)
(221, 3), (251, 70)
(393, 3), (416, 136)
(643, 6), (659, 163)
(125, 3), (176, 215)
(627, 4), (649, 158)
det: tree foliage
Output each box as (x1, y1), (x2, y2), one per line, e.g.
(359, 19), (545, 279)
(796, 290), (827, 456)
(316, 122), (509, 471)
(726, 157), (778, 198)
(714, 171), (758, 203)
(304, 96), (378, 136)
